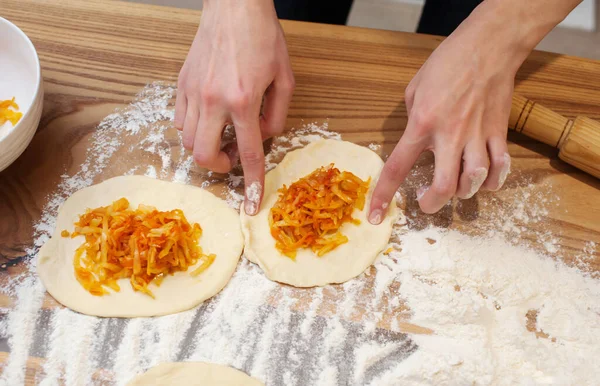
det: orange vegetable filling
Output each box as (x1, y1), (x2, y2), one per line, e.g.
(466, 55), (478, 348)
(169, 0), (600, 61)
(64, 198), (215, 298)
(0, 97), (23, 126)
(269, 163), (370, 259)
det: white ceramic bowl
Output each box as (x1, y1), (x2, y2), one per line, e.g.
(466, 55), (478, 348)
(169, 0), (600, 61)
(0, 16), (43, 172)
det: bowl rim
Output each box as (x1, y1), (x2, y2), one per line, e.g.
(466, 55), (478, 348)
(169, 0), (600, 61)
(0, 16), (43, 139)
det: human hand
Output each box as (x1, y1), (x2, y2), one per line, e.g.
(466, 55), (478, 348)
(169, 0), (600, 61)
(368, 11), (520, 223)
(175, 0), (295, 215)
(368, 0), (583, 222)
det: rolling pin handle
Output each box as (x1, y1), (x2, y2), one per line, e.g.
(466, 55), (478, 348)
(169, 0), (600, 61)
(509, 93), (600, 179)
(558, 117), (600, 178)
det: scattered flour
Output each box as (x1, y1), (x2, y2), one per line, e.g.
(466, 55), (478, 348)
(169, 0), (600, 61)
(173, 156), (193, 184)
(368, 143), (381, 152)
(464, 167), (488, 199)
(0, 278), (45, 386)
(371, 227), (600, 385)
(144, 165), (157, 179)
(1, 82), (598, 386)
(244, 181), (262, 215)
(225, 189), (244, 210)
(574, 240), (599, 278)
(39, 309), (100, 386)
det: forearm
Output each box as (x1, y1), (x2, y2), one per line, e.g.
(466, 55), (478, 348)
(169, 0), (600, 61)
(456, 0), (583, 73)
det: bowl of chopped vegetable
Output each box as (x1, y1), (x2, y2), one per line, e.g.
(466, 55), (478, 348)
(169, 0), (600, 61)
(0, 16), (43, 172)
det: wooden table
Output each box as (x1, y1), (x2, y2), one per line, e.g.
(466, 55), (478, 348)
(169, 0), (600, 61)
(1, 0), (599, 384)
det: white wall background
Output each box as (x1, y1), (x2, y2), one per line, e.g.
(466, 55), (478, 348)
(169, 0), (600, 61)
(561, 0), (595, 31)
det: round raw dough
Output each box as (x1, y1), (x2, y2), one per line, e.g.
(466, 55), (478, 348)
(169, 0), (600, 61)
(37, 175), (244, 317)
(240, 139), (400, 287)
(126, 362), (264, 386)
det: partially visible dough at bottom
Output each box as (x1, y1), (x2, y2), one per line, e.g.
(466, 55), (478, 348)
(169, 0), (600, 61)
(126, 362), (264, 386)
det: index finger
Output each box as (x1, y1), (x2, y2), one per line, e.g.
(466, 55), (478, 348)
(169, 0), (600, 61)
(232, 107), (265, 216)
(368, 135), (425, 225)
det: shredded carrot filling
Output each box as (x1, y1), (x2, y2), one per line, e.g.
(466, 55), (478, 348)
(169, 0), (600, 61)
(63, 198), (215, 298)
(0, 97), (23, 126)
(269, 163), (370, 259)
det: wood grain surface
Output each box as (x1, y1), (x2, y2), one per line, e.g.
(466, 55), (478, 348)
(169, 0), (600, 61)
(0, 0), (599, 381)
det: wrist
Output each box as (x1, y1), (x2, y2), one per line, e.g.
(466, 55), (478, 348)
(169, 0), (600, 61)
(457, 4), (536, 75)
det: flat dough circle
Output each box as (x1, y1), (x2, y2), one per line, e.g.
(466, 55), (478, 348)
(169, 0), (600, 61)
(37, 175), (244, 317)
(126, 362), (264, 386)
(240, 139), (399, 287)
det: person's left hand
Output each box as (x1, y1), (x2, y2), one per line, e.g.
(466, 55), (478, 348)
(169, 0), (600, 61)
(367, 17), (520, 224)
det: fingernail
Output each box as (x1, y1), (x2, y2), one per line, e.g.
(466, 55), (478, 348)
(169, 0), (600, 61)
(416, 185), (429, 201)
(245, 181), (262, 216)
(369, 209), (383, 225)
(464, 167), (488, 199)
(494, 153), (511, 191)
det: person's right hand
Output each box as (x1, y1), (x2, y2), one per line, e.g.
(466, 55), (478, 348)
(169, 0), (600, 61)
(175, 0), (295, 216)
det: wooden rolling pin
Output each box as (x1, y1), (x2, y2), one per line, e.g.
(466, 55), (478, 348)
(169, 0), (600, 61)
(509, 94), (600, 178)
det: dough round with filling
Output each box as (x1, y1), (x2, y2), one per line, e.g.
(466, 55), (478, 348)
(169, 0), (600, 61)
(37, 175), (244, 317)
(126, 362), (264, 386)
(240, 139), (399, 287)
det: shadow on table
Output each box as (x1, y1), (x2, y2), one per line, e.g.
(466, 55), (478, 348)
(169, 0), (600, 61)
(514, 49), (566, 88)
(506, 130), (600, 190)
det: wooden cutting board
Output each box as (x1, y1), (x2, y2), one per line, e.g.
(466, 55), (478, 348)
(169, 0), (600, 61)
(0, 0), (599, 383)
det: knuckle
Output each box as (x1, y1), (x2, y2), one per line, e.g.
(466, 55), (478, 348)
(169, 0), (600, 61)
(410, 108), (434, 133)
(271, 125), (285, 137)
(264, 120), (285, 138)
(228, 91), (253, 112)
(383, 160), (402, 179)
(240, 150), (263, 167)
(283, 75), (296, 94)
(199, 84), (220, 106)
(182, 138), (193, 151)
(467, 166), (488, 180)
(491, 153), (508, 168)
(432, 178), (455, 197)
(433, 184), (453, 198)
(262, 126), (277, 140)
(193, 149), (216, 166)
